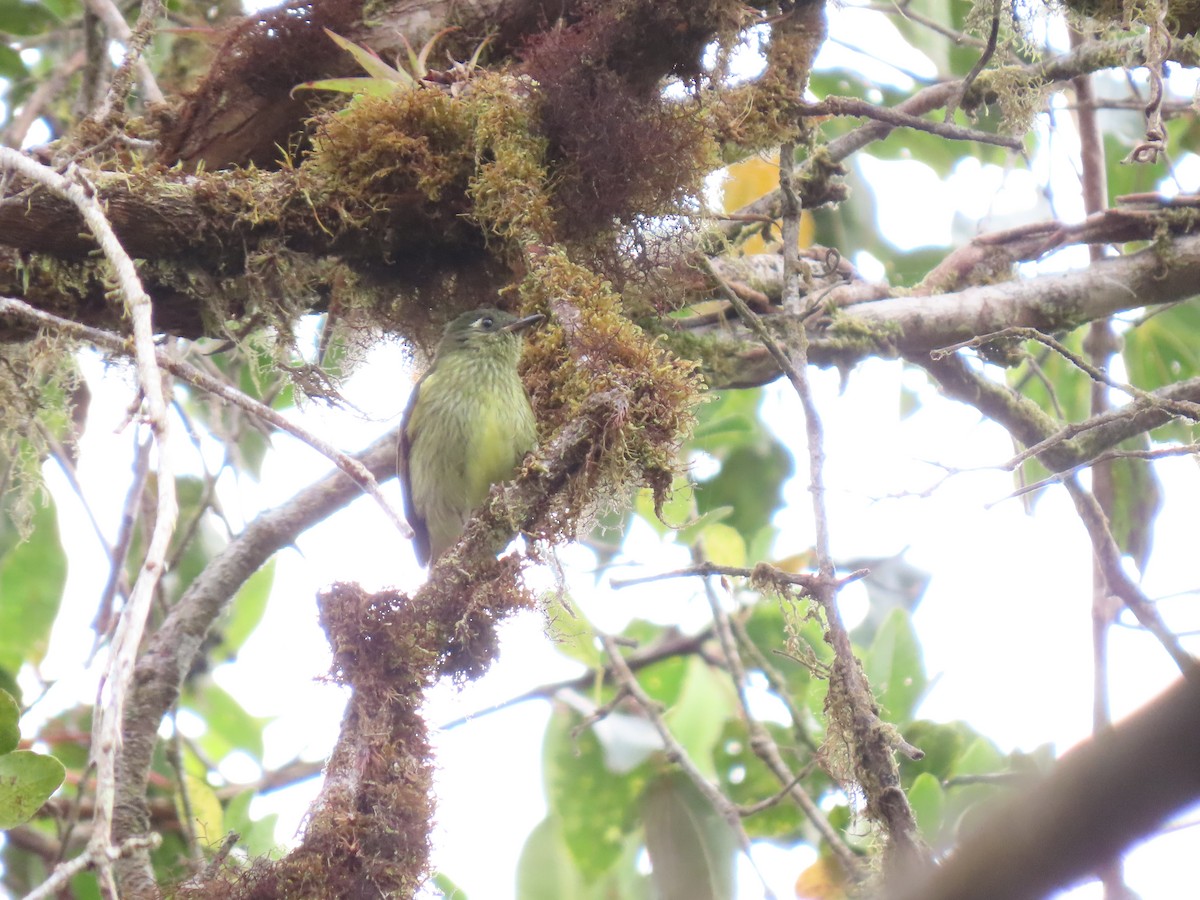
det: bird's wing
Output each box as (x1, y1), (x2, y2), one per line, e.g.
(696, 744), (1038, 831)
(398, 375), (431, 566)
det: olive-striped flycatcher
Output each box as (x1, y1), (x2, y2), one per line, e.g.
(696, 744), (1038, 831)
(399, 308), (543, 566)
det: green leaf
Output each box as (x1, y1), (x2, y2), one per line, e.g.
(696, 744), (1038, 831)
(630, 653), (689, 709)
(1010, 330), (1092, 423)
(713, 719), (809, 841)
(864, 609), (927, 723)
(517, 816), (588, 899)
(176, 767), (224, 847)
(543, 706), (646, 879)
(907, 772), (945, 842)
(846, 552), (932, 645)
(545, 592), (602, 668)
(664, 657), (734, 780)
(183, 681), (269, 763)
(324, 28), (414, 84)
(0, 668), (19, 706)
(35, 0), (76, 17)
(742, 601), (828, 706)
(1123, 298), (1200, 391)
(697, 522), (745, 568)
(293, 77), (406, 97)
(1106, 444), (1162, 573)
(217, 558), (276, 659)
(888, 0), (978, 77)
(516, 816), (651, 900)
(694, 440), (792, 546)
(0, 42), (27, 79)
(0, 0), (58, 36)
(642, 771), (736, 900)
(674, 506), (733, 547)
(0, 499), (66, 672)
(898, 720), (972, 784)
(224, 790), (280, 859)
(430, 871), (469, 898)
(0, 688), (19, 755)
(0, 749), (65, 828)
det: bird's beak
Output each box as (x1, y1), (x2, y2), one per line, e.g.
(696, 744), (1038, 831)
(501, 313), (545, 333)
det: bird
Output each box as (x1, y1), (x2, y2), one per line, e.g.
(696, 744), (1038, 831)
(398, 307), (544, 566)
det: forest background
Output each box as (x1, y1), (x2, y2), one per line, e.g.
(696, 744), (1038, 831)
(1, 0), (1199, 898)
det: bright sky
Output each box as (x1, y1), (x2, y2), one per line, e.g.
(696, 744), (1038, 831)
(14, 3), (1200, 899)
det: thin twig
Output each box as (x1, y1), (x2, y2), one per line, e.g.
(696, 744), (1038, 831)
(598, 632), (779, 900)
(990, 442), (1200, 505)
(799, 96), (1020, 150)
(943, 0), (1001, 124)
(84, 0), (164, 115)
(1062, 476), (1195, 675)
(0, 147), (178, 886)
(933, 327), (1200, 421)
(20, 833), (162, 900)
(696, 568), (863, 879)
(749, 145), (924, 874)
(0, 296), (412, 540)
(90, 434), (149, 648)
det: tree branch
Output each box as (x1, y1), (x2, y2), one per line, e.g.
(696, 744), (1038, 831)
(110, 429), (401, 894)
(885, 674), (1200, 900)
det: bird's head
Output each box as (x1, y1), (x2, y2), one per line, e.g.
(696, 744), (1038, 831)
(436, 308), (544, 363)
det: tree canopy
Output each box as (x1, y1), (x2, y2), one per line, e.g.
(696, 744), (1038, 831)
(1, 0), (1199, 898)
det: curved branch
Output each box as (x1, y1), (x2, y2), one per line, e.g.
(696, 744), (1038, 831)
(885, 674), (1200, 900)
(679, 232), (1200, 387)
(111, 430), (400, 895)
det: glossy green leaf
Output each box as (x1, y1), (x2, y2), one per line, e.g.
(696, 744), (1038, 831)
(642, 771), (736, 900)
(0, 500), (66, 673)
(0, 750), (65, 828)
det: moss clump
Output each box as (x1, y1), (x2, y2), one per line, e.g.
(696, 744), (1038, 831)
(305, 87), (478, 238)
(518, 249), (704, 538)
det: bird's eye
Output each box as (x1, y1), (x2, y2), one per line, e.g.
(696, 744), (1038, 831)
(479, 316), (495, 330)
